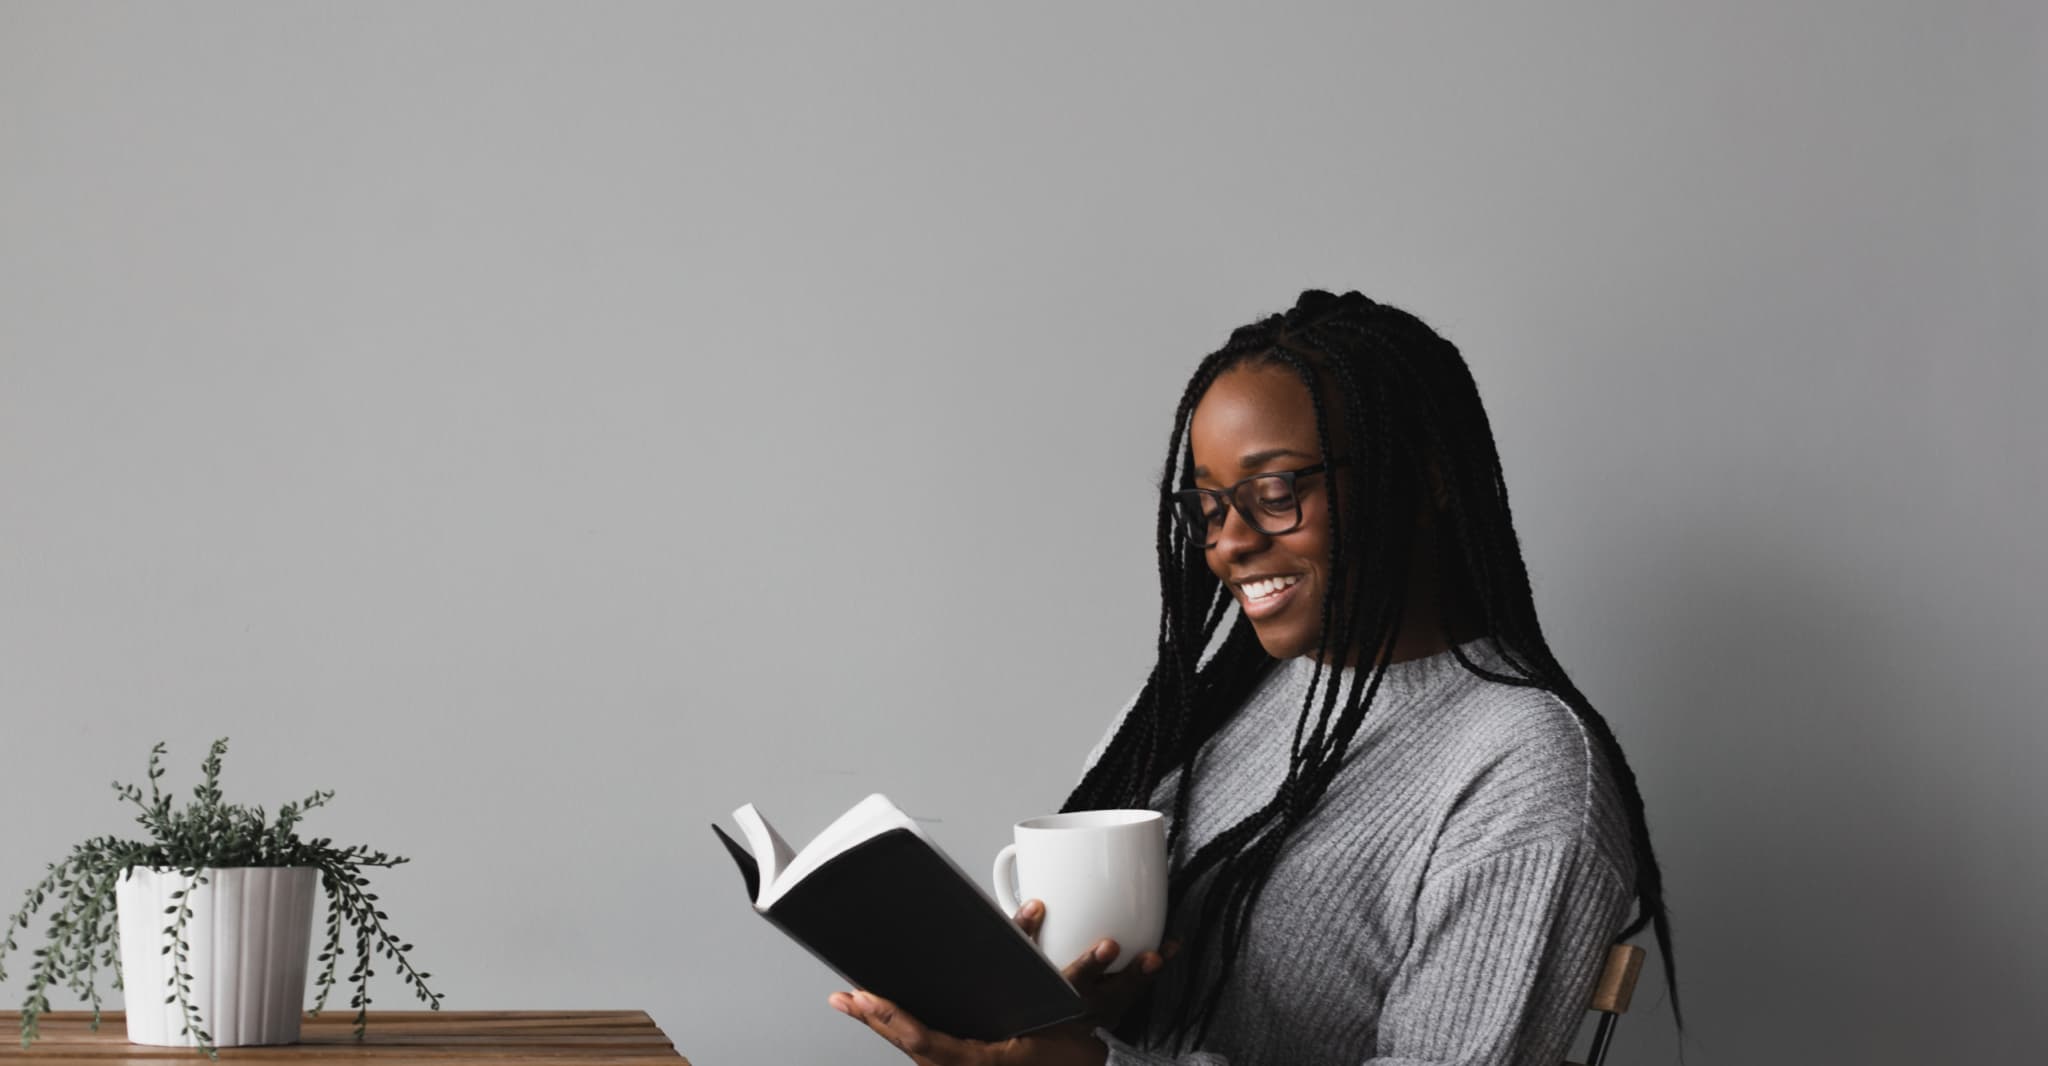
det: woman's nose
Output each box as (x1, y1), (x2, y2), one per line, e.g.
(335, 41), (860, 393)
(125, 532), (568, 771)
(1211, 504), (1270, 556)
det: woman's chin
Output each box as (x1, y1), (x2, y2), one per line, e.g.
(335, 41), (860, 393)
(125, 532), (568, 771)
(1250, 624), (1315, 661)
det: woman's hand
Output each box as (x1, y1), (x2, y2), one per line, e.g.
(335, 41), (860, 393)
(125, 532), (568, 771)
(1012, 900), (1178, 1031)
(826, 899), (1178, 1066)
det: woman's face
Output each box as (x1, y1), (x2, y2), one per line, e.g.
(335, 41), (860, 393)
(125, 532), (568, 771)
(1186, 363), (1339, 660)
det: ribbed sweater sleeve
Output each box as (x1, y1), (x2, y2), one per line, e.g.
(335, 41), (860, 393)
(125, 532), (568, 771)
(1075, 642), (1639, 1066)
(1370, 840), (1633, 1065)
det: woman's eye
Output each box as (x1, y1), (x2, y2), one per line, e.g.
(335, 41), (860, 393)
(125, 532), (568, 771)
(1258, 493), (1294, 512)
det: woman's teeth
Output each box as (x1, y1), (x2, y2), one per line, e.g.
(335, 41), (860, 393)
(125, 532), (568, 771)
(1243, 575), (1301, 600)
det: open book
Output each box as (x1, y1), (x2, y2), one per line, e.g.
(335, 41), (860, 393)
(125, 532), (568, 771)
(711, 794), (1085, 1042)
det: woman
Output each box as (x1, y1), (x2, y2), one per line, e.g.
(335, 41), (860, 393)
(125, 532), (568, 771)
(831, 290), (1678, 1065)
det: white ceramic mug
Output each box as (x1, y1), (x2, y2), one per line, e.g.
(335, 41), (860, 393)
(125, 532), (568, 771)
(992, 809), (1167, 975)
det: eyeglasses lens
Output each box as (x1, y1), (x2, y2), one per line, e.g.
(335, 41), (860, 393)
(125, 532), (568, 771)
(1177, 475), (1301, 545)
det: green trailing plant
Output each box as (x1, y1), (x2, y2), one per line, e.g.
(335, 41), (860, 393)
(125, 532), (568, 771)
(0, 739), (442, 1057)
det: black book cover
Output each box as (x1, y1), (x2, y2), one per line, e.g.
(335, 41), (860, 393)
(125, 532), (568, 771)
(712, 824), (1085, 1041)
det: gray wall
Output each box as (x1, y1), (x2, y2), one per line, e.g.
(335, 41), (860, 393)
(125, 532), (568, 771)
(3, 3), (2040, 1063)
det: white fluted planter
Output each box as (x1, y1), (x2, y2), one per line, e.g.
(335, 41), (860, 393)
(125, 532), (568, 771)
(114, 867), (319, 1047)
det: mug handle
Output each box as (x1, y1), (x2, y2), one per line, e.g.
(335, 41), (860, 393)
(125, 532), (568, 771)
(992, 843), (1021, 916)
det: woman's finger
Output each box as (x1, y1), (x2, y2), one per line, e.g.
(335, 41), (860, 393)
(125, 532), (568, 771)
(833, 989), (985, 1066)
(1063, 938), (1180, 981)
(1061, 938), (1121, 987)
(1068, 939), (1180, 1026)
(1116, 943), (1176, 982)
(1127, 939), (1180, 979)
(1013, 899), (1045, 942)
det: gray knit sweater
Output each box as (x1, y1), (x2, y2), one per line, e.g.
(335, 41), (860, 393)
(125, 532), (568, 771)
(1077, 640), (1637, 1066)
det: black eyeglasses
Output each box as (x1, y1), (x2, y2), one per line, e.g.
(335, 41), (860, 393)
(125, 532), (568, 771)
(1169, 462), (1330, 548)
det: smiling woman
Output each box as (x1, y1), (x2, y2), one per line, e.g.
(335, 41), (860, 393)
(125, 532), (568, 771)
(1055, 290), (1680, 1066)
(827, 291), (1678, 1066)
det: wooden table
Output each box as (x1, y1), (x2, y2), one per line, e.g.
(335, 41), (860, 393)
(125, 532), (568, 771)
(0, 1012), (688, 1066)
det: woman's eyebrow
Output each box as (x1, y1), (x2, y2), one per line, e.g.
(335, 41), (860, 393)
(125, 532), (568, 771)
(1192, 447), (1313, 479)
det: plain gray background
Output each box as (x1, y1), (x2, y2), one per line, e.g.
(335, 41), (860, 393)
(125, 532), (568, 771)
(2, 3), (2041, 1063)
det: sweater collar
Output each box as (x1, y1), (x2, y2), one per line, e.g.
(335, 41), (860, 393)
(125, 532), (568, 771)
(1277, 637), (1506, 703)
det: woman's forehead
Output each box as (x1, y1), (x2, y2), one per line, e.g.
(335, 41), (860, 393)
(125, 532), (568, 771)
(1189, 364), (1327, 476)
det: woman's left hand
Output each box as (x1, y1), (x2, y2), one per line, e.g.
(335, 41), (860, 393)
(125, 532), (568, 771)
(828, 989), (1106, 1066)
(827, 937), (1167, 1065)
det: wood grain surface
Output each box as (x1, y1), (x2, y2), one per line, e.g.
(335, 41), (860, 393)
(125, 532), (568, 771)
(0, 1012), (687, 1066)
(1589, 944), (1645, 1015)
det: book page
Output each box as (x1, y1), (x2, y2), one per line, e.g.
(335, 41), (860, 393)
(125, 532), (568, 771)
(731, 804), (796, 901)
(761, 793), (929, 910)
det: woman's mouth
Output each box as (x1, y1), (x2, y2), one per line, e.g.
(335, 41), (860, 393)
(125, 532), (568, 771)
(1237, 574), (1304, 620)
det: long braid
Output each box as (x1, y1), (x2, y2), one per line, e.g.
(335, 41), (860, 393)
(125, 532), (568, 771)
(1072, 293), (1405, 1050)
(1175, 319), (1418, 1049)
(1075, 347), (1264, 846)
(1340, 306), (1683, 1025)
(1361, 308), (1683, 1022)
(1062, 290), (1681, 1050)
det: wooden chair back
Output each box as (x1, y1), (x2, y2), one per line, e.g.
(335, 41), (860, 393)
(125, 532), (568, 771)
(1564, 943), (1644, 1066)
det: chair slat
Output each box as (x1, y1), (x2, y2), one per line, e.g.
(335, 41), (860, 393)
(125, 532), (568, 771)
(1589, 944), (1645, 1014)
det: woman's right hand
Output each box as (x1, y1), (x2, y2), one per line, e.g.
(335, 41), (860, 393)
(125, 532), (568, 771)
(1013, 900), (1179, 1030)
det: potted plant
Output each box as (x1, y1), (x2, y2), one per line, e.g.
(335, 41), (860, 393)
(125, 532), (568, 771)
(0, 739), (442, 1058)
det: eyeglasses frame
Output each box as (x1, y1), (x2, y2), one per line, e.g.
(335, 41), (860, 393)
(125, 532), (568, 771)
(1169, 461), (1337, 548)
